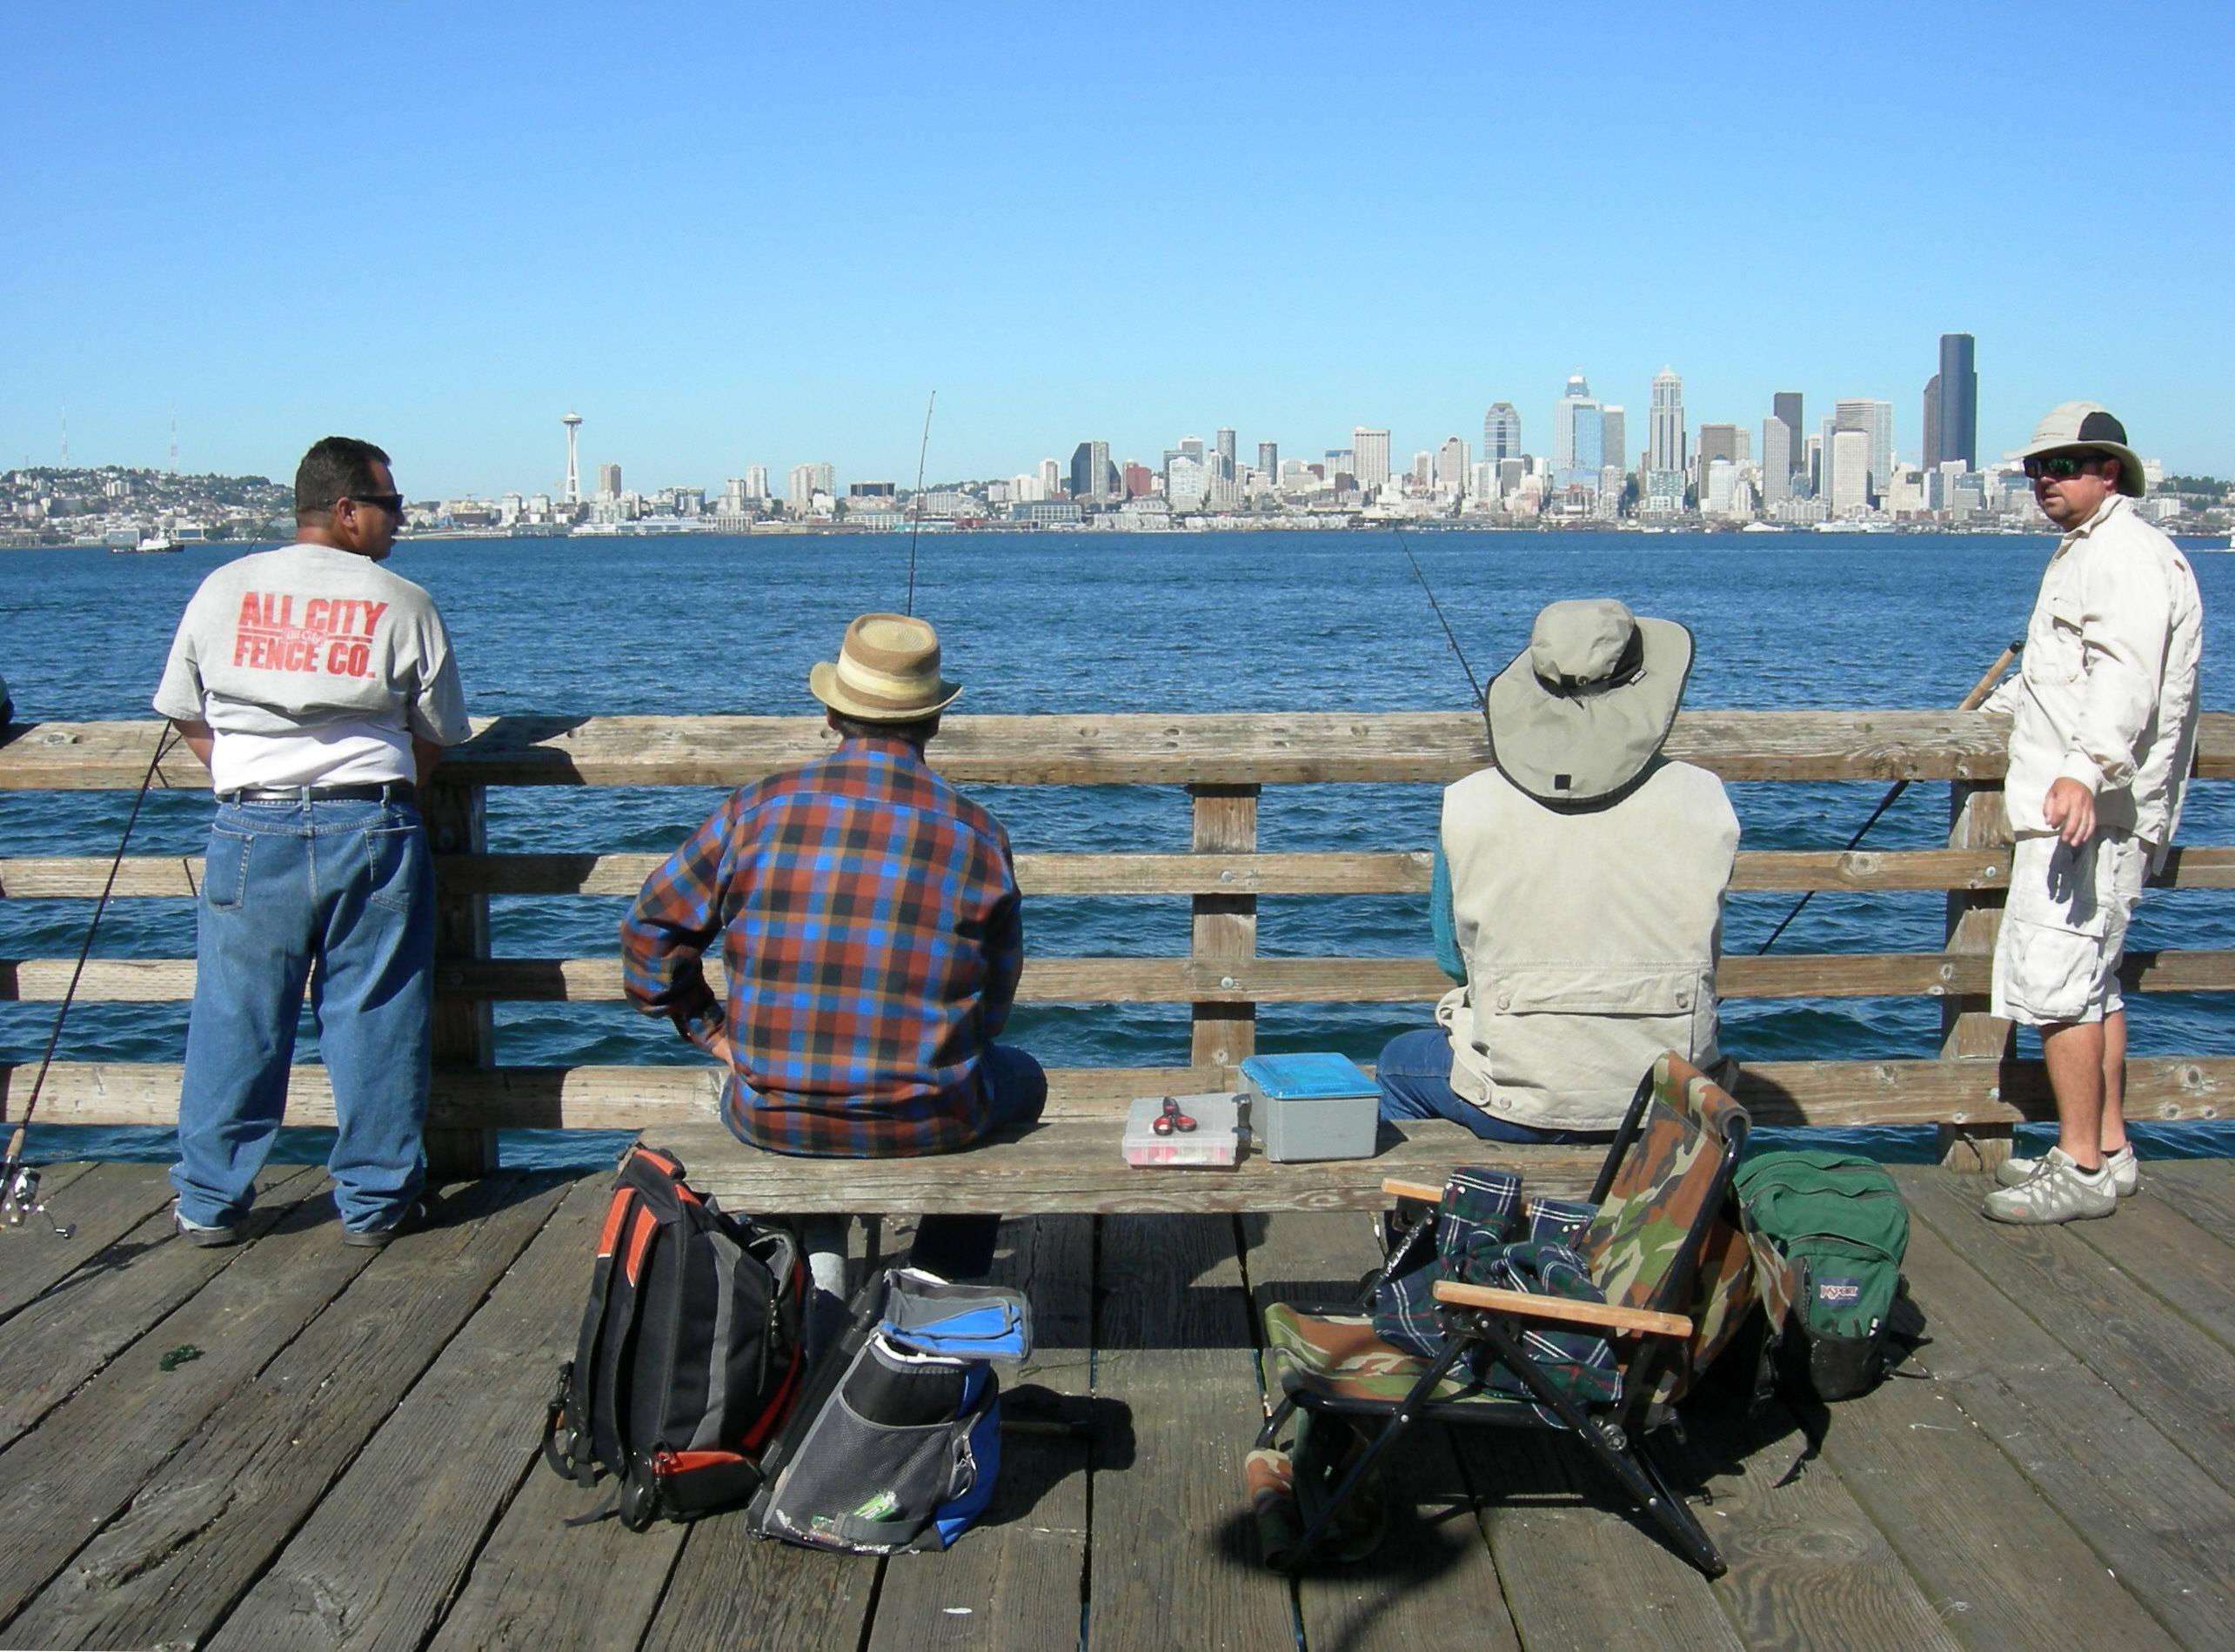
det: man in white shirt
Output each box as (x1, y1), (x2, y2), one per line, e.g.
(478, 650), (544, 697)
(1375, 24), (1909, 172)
(1982, 405), (2203, 1224)
(154, 437), (471, 1247)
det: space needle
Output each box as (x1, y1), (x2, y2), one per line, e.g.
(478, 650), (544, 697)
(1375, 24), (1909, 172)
(561, 411), (584, 505)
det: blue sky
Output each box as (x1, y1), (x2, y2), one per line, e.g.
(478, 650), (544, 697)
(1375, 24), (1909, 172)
(5, 1), (2230, 496)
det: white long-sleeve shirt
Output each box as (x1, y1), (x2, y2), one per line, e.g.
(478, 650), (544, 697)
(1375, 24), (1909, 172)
(1984, 494), (2202, 847)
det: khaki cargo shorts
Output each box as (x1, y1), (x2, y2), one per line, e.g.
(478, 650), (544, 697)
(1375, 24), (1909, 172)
(1991, 830), (2150, 1026)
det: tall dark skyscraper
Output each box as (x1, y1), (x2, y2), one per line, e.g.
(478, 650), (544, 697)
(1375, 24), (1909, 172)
(1772, 392), (1804, 476)
(1070, 439), (1110, 502)
(1925, 333), (1977, 469)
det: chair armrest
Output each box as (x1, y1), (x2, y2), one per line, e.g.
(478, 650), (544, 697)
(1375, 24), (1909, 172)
(1430, 1279), (1691, 1339)
(1382, 1179), (1443, 1203)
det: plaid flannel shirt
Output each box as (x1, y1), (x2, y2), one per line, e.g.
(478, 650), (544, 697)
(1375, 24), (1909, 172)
(620, 736), (1024, 1156)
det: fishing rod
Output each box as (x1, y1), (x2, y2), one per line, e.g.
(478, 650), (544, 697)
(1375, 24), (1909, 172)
(903, 391), (936, 617)
(2, 721), (181, 1237)
(1754, 639), (2022, 956)
(1388, 525), (1493, 745)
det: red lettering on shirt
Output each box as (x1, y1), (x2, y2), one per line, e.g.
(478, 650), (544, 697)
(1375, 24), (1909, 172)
(234, 589), (371, 676)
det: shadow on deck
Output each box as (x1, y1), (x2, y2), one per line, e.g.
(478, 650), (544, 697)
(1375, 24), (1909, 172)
(0, 1159), (2232, 1651)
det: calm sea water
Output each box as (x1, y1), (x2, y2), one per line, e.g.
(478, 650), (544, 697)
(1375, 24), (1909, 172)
(5, 528), (2232, 1167)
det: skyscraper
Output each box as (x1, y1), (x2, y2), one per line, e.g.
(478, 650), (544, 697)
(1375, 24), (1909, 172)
(1600, 407), (1627, 479)
(1257, 441), (1278, 478)
(1215, 428), (1236, 467)
(1482, 403), (1522, 463)
(1552, 374), (1595, 481)
(1647, 369), (1686, 508)
(1835, 400), (1895, 502)
(1771, 393), (1804, 477)
(1435, 437), (1469, 493)
(1761, 417), (1792, 504)
(597, 463), (622, 500)
(1070, 440), (1110, 503)
(1924, 333), (1977, 470)
(1351, 427), (1391, 489)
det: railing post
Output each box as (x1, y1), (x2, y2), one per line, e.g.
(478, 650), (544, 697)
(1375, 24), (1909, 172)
(1188, 783), (1258, 1078)
(1937, 779), (2015, 1171)
(421, 774), (499, 1177)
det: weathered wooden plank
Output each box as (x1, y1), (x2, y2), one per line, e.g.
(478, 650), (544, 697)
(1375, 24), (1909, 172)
(1189, 782), (1259, 1071)
(1810, 1320), (2185, 1652)
(1090, 1214), (1291, 1650)
(1899, 1168), (2235, 1502)
(3, 709), (2084, 789)
(2139, 1160), (2235, 1248)
(0, 1161), (179, 1324)
(639, 1515), (878, 1652)
(1886, 1191), (2235, 1651)
(23, 946), (2235, 1007)
(865, 1216), (1094, 1652)
(0, 1180), (373, 1632)
(13, 1055), (2235, 1138)
(10, 1174), (570, 1652)
(1460, 1428), (1746, 1652)
(200, 1174), (594, 1652)
(17, 842), (2235, 900)
(2067, 1177), (2235, 1360)
(650, 1114), (1600, 1215)
(422, 773), (499, 1177)
(1662, 1397), (1967, 1652)
(0, 1167), (318, 1453)
(1246, 1210), (1524, 1652)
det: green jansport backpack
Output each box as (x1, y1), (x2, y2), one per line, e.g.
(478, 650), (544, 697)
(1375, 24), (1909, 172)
(1733, 1150), (1910, 1401)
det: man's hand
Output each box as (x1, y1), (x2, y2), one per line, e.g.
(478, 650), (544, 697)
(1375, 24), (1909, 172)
(2044, 777), (2097, 847)
(683, 1015), (734, 1068)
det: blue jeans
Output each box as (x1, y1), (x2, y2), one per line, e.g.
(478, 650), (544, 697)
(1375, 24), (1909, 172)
(1375, 1027), (1607, 1146)
(170, 797), (435, 1232)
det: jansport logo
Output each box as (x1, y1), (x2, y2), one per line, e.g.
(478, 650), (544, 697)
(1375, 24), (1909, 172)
(1817, 1278), (1864, 1305)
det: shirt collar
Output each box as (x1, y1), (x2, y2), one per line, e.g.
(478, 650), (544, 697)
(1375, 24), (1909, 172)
(839, 733), (928, 764)
(2060, 492), (2128, 546)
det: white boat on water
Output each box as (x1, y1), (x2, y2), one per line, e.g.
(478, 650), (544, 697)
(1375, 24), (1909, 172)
(1739, 521), (1785, 533)
(111, 531), (181, 554)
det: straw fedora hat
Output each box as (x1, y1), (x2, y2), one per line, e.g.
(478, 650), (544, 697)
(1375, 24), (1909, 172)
(1484, 599), (1693, 806)
(2008, 401), (2146, 498)
(808, 612), (963, 721)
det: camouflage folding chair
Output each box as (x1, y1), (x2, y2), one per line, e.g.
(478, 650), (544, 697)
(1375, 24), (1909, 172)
(1251, 1052), (1751, 1579)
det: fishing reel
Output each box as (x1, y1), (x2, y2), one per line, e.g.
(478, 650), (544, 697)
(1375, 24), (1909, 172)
(1, 1159), (75, 1239)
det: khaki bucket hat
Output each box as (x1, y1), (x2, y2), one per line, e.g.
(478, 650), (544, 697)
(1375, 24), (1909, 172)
(2009, 402), (2146, 498)
(808, 612), (962, 721)
(1484, 599), (1693, 806)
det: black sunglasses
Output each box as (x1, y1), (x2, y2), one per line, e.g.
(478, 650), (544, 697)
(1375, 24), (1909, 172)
(2022, 455), (2104, 481)
(345, 492), (406, 514)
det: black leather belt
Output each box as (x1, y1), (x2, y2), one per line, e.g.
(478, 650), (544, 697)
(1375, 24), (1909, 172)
(221, 781), (417, 804)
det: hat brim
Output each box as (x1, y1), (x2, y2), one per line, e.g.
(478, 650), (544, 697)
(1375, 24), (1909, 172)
(1484, 616), (1692, 806)
(808, 659), (963, 721)
(2005, 436), (2147, 498)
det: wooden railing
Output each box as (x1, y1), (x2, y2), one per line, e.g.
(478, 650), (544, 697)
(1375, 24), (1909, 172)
(4, 710), (2232, 1174)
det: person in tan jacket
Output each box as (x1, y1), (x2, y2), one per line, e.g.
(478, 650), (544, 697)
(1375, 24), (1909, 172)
(1375, 599), (1739, 1140)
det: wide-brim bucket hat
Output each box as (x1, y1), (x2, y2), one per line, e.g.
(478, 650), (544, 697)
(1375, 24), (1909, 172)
(808, 612), (963, 721)
(1485, 599), (1693, 806)
(2009, 401), (2146, 498)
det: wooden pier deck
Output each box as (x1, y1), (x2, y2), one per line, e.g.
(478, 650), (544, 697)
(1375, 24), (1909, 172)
(2, 1158), (2232, 1652)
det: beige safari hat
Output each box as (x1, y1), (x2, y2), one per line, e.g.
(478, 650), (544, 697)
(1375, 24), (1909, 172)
(1484, 599), (1693, 806)
(808, 612), (962, 721)
(2009, 402), (2146, 498)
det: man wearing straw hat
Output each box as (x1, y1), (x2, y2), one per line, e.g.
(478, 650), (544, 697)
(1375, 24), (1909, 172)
(1979, 404), (2202, 1225)
(1375, 599), (1739, 1139)
(621, 612), (1043, 1292)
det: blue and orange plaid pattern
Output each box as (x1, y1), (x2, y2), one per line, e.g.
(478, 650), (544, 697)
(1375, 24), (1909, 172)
(619, 736), (1024, 1157)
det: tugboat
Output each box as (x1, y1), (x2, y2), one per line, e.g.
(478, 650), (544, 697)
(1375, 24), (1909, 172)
(111, 529), (182, 554)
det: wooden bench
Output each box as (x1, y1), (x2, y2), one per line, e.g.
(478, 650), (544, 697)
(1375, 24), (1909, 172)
(5, 709), (2232, 1211)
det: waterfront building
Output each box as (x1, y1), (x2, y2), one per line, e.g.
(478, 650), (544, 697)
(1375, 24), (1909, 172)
(1829, 428), (1871, 514)
(597, 463), (622, 501)
(787, 462), (834, 512)
(1070, 440), (1111, 504)
(1482, 403), (1522, 464)
(1649, 369), (1685, 473)
(1038, 458), (1062, 498)
(1923, 332), (1977, 472)
(743, 465), (769, 501)
(1761, 417), (1793, 505)
(1832, 399), (1895, 504)
(849, 480), (897, 499)
(1772, 393), (1804, 479)
(1166, 454), (1208, 511)
(1351, 428), (1391, 492)
(1123, 462), (1154, 498)
(1435, 437), (1469, 496)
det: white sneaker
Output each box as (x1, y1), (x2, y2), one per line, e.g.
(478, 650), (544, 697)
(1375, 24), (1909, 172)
(1996, 1142), (2139, 1196)
(1983, 1147), (2118, 1224)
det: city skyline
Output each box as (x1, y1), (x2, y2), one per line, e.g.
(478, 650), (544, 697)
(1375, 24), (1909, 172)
(7, 3), (2231, 493)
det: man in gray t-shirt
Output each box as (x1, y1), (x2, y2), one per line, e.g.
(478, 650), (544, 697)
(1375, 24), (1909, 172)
(154, 436), (470, 1247)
